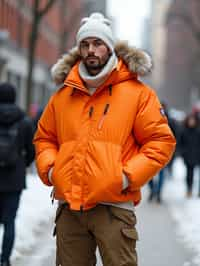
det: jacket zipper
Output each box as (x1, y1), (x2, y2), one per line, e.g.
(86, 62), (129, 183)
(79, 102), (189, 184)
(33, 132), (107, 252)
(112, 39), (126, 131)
(78, 106), (94, 211)
(98, 103), (110, 130)
(89, 106), (94, 118)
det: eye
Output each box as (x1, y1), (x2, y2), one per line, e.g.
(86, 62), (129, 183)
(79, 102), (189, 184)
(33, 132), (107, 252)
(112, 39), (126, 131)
(80, 42), (89, 49)
(94, 40), (103, 46)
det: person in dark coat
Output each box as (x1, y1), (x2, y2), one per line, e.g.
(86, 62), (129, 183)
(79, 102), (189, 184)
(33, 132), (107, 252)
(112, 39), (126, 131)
(0, 83), (35, 266)
(148, 102), (178, 203)
(180, 113), (200, 197)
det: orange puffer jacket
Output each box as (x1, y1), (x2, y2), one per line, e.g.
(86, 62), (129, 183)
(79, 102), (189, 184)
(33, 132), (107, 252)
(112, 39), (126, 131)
(33, 42), (176, 210)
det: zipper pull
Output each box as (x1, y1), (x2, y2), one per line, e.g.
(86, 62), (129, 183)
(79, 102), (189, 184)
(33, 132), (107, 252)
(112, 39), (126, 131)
(103, 103), (110, 115)
(108, 85), (112, 96)
(98, 104), (110, 130)
(89, 106), (94, 118)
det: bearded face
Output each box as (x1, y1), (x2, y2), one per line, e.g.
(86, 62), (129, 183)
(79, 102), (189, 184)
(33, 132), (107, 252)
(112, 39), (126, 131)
(79, 37), (111, 75)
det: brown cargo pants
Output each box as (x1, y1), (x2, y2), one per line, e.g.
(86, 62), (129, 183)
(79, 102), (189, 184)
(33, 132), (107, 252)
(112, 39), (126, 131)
(54, 204), (138, 266)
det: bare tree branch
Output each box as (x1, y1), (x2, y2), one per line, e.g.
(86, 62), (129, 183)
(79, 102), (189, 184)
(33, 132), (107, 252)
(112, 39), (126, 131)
(38, 0), (57, 18)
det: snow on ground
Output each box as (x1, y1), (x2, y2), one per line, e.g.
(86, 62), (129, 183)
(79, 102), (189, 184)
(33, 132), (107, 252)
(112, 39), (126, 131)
(0, 173), (56, 264)
(165, 157), (200, 265)
(1, 158), (200, 265)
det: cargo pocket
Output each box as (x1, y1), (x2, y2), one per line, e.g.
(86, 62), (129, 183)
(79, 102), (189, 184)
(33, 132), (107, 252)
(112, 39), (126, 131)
(121, 228), (139, 240)
(121, 227), (139, 250)
(121, 227), (138, 265)
(108, 205), (137, 226)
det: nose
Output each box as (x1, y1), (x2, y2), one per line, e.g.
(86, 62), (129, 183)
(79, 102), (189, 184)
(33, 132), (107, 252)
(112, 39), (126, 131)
(88, 44), (95, 54)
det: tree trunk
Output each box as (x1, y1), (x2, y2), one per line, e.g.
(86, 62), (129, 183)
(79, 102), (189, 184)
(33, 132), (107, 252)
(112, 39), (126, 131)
(25, 0), (57, 112)
(26, 16), (39, 112)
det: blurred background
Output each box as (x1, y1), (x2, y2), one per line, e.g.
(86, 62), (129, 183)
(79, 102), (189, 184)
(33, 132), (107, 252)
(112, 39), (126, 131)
(2, 2), (200, 266)
(1, 0), (200, 116)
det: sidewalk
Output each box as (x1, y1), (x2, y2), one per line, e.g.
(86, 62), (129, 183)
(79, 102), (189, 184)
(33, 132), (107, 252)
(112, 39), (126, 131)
(136, 188), (195, 266)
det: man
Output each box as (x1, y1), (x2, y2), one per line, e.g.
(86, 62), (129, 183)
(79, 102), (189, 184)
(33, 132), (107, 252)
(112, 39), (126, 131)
(0, 83), (35, 266)
(34, 13), (176, 266)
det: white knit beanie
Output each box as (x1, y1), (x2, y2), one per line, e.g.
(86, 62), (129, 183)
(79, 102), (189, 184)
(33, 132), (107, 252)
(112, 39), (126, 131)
(76, 12), (115, 52)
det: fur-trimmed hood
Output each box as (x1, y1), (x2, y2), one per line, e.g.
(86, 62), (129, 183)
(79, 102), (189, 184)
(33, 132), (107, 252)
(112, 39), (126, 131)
(51, 41), (153, 85)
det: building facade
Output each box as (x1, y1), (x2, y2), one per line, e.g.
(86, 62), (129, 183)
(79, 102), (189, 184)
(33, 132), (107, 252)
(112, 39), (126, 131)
(163, 0), (200, 111)
(0, 0), (102, 110)
(149, 0), (172, 98)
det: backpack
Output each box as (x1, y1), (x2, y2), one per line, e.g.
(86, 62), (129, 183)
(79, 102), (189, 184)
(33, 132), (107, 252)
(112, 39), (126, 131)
(0, 121), (21, 168)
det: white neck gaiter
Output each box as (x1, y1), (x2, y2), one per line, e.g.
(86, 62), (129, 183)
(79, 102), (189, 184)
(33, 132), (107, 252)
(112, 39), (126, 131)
(79, 52), (118, 90)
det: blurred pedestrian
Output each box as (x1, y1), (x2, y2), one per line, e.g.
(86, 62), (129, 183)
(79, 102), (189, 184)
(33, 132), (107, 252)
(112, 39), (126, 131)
(192, 103), (200, 125)
(33, 106), (43, 132)
(161, 101), (181, 176)
(34, 12), (176, 266)
(28, 103), (39, 120)
(0, 83), (35, 266)
(180, 113), (200, 197)
(148, 101), (178, 203)
(148, 169), (165, 203)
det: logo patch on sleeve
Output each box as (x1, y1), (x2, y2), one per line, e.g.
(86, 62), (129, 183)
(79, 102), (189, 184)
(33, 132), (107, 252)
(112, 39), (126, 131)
(160, 108), (166, 116)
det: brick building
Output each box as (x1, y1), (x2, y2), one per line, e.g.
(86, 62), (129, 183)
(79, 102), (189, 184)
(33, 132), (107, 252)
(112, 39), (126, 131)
(0, 0), (106, 109)
(149, 0), (172, 96)
(162, 0), (200, 111)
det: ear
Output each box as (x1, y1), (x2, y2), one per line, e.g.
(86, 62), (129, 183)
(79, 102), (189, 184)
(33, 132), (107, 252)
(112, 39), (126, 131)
(107, 47), (112, 56)
(78, 46), (82, 55)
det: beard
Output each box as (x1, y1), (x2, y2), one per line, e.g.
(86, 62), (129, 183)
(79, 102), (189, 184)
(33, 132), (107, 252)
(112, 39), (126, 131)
(83, 55), (110, 75)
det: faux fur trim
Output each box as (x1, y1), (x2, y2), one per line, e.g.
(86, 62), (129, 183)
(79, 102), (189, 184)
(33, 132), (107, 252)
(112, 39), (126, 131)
(51, 41), (153, 85)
